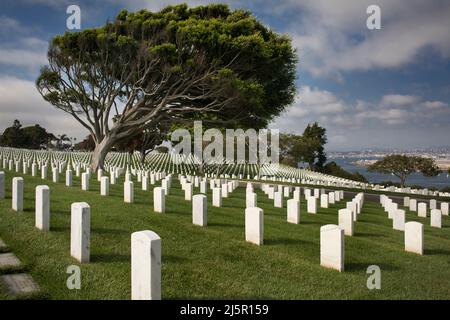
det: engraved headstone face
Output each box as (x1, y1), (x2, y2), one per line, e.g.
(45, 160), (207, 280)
(430, 209), (442, 228)
(405, 221), (424, 255)
(131, 231), (161, 300)
(0, 253), (22, 269)
(245, 207), (264, 245)
(0, 273), (40, 296)
(338, 209), (353, 236)
(320, 224), (344, 272)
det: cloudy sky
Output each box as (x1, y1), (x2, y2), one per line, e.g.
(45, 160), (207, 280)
(1, 0), (449, 150)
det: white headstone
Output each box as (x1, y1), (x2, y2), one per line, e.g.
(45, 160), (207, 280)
(304, 189), (311, 199)
(283, 186), (290, 198)
(314, 189), (320, 198)
(293, 189), (300, 201)
(409, 199), (417, 212)
(97, 169), (103, 182)
(404, 197), (410, 207)
(307, 197), (317, 214)
(184, 183), (193, 201)
(338, 209), (353, 236)
(441, 202), (449, 216)
(0, 172), (4, 200)
(329, 192), (335, 204)
(35, 185), (50, 231)
(212, 188), (222, 207)
(246, 192), (257, 208)
(393, 209), (405, 231)
(70, 202), (90, 263)
(334, 190), (340, 202)
(110, 170), (116, 185)
(153, 187), (165, 213)
(287, 199), (300, 224)
(404, 221), (423, 255)
(430, 209), (442, 228)
(12, 177), (23, 212)
(81, 173), (89, 191)
(65, 170), (73, 187)
(200, 180), (207, 194)
(124, 181), (134, 203)
(192, 194), (207, 227)
(245, 207), (264, 245)
(41, 165), (47, 180)
(101, 176), (109, 196)
(161, 179), (169, 196)
(320, 224), (344, 272)
(320, 194), (329, 208)
(142, 176), (148, 191)
(430, 199), (437, 210)
(221, 183), (229, 198)
(274, 191), (283, 208)
(387, 202), (398, 219)
(131, 230), (161, 300)
(418, 202), (427, 217)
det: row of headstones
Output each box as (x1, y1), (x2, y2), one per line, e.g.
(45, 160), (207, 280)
(381, 196), (424, 255)
(386, 196), (449, 229)
(403, 196), (449, 219)
(0, 181), (159, 300)
(4, 149), (449, 200)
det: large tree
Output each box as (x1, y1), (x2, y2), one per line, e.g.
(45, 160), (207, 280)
(36, 4), (297, 170)
(22, 124), (55, 149)
(368, 154), (440, 187)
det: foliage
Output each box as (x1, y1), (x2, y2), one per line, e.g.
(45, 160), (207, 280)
(368, 154), (441, 187)
(0, 120), (55, 149)
(302, 122), (327, 171)
(279, 123), (327, 171)
(74, 135), (95, 151)
(36, 3), (297, 170)
(323, 161), (368, 183)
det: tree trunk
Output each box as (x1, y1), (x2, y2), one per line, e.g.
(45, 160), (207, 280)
(400, 176), (406, 188)
(91, 135), (116, 171)
(140, 149), (146, 164)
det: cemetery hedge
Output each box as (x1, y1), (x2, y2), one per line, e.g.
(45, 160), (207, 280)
(1, 169), (450, 299)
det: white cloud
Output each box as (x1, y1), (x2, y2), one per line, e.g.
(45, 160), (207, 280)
(422, 101), (448, 109)
(0, 76), (88, 140)
(381, 94), (420, 106)
(282, 0), (450, 78)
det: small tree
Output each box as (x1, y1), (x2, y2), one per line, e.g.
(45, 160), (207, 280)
(368, 154), (440, 187)
(36, 4), (297, 170)
(302, 122), (327, 171)
(278, 123), (327, 171)
(0, 120), (25, 147)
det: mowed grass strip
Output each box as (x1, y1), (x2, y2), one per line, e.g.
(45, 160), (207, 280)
(0, 169), (449, 299)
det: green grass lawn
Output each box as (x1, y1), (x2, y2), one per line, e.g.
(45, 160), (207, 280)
(0, 169), (450, 300)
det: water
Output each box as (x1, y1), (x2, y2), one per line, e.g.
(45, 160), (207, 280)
(330, 156), (450, 190)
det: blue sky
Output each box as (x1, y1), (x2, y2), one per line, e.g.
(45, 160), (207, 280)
(0, 0), (449, 151)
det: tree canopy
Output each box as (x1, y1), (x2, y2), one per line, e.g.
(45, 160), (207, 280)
(368, 154), (440, 187)
(36, 3), (297, 170)
(0, 120), (55, 149)
(279, 122), (327, 171)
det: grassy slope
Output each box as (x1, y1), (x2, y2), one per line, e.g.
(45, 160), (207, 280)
(0, 169), (449, 300)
